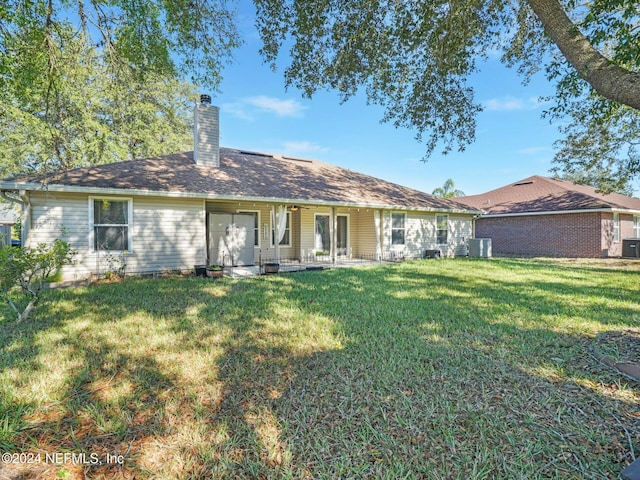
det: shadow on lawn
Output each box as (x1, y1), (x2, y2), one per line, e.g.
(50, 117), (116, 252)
(0, 260), (638, 479)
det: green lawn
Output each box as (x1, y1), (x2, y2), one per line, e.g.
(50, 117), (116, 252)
(0, 258), (639, 479)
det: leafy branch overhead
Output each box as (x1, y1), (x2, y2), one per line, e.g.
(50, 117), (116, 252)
(254, 0), (640, 191)
(0, 0), (239, 176)
(2, 0), (639, 191)
(0, 0), (240, 93)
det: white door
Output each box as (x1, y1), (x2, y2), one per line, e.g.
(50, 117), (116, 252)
(208, 213), (255, 266)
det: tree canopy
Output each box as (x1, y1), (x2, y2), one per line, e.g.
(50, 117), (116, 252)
(2, 0), (639, 190)
(432, 179), (465, 198)
(1, 0), (239, 93)
(254, 0), (640, 192)
(0, 0), (239, 175)
(0, 29), (197, 177)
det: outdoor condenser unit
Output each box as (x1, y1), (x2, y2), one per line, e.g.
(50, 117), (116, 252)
(622, 238), (640, 258)
(468, 238), (492, 258)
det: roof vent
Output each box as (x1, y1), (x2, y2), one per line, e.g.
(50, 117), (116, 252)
(239, 150), (274, 159)
(281, 155), (313, 164)
(513, 181), (534, 186)
(200, 94), (212, 105)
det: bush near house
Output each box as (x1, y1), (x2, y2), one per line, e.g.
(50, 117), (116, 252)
(0, 258), (638, 479)
(0, 239), (74, 322)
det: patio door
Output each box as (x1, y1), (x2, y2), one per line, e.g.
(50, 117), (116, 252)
(208, 213), (255, 266)
(315, 215), (330, 255)
(314, 214), (348, 256)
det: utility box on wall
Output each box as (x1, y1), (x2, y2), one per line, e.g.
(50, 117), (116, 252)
(622, 239), (640, 258)
(468, 238), (492, 258)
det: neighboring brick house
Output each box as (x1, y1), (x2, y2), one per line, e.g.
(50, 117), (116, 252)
(457, 176), (640, 258)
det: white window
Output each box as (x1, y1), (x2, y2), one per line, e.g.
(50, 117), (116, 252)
(436, 214), (448, 244)
(634, 215), (640, 238)
(391, 212), (406, 245)
(90, 198), (132, 252)
(613, 213), (620, 242)
(238, 210), (260, 247)
(272, 211), (291, 246)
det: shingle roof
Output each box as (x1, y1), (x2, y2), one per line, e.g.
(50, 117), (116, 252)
(457, 175), (640, 214)
(3, 148), (475, 212)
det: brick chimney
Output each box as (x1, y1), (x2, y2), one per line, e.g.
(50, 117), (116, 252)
(194, 94), (220, 167)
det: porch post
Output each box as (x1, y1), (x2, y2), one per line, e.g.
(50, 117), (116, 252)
(273, 205), (280, 263)
(330, 206), (336, 263)
(378, 209), (384, 261)
(373, 209), (381, 261)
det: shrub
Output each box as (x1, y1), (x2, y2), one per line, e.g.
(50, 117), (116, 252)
(0, 240), (75, 321)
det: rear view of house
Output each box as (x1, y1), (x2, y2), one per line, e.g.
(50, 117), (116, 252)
(0, 97), (480, 280)
(457, 176), (640, 258)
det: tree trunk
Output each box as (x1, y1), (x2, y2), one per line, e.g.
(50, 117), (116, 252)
(18, 297), (37, 322)
(527, 0), (640, 110)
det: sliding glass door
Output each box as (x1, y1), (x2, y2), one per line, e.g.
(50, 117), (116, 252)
(314, 214), (348, 256)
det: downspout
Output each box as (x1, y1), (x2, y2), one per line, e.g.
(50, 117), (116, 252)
(1, 190), (25, 207)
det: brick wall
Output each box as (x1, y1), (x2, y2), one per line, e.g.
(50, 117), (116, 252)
(475, 212), (605, 258)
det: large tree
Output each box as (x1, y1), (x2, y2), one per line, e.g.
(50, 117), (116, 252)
(0, 29), (197, 176)
(253, 0), (640, 192)
(0, 0), (239, 175)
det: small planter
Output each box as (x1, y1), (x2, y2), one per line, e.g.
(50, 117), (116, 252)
(263, 263), (280, 274)
(194, 265), (207, 277)
(206, 266), (224, 278)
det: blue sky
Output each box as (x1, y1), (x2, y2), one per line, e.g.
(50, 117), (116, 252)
(211, 2), (562, 197)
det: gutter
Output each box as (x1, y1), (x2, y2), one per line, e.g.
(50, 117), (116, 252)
(479, 208), (640, 218)
(0, 182), (481, 216)
(1, 189), (27, 207)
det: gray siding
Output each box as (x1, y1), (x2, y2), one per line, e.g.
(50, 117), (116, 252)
(383, 211), (472, 258)
(27, 192), (206, 280)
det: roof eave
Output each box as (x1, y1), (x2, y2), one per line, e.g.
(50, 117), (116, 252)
(480, 207), (640, 217)
(0, 182), (481, 215)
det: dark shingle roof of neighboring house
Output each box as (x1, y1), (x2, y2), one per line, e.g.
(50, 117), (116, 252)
(2, 148), (476, 213)
(457, 175), (640, 215)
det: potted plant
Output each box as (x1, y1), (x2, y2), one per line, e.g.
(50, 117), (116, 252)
(206, 265), (224, 278)
(263, 262), (280, 274)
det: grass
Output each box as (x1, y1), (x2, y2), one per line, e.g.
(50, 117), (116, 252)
(0, 258), (639, 479)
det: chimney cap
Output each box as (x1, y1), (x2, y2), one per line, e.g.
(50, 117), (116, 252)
(200, 94), (212, 105)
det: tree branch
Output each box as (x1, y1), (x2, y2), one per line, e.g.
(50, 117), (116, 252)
(527, 0), (640, 110)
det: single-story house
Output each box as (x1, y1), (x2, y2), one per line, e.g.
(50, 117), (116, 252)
(0, 97), (480, 280)
(456, 175), (640, 258)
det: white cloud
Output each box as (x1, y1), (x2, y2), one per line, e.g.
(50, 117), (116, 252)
(282, 141), (329, 156)
(482, 96), (546, 112)
(517, 146), (552, 155)
(244, 96), (307, 117)
(222, 96), (307, 120)
(221, 102), (254, 121)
